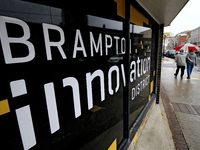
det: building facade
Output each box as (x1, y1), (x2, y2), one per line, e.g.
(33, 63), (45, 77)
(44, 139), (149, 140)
(167, 37), (175, 50)
(191, 27), (199, 45)
(177, 34), (187, 45)
(191, 26), (200, 46)
(0, 0), (188, 150)
(170, 31), (191, 48)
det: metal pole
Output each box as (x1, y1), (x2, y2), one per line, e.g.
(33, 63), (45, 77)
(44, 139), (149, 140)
(123, 0), (130, 139)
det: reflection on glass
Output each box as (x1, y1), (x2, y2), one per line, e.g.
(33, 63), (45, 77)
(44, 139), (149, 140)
(88, 15), (122, 30)
(0, 0), (125, 149)
(129, 23), (152, 129)
(0, 0), (65, 25)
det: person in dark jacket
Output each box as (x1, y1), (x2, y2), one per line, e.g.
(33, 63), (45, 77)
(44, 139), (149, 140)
(186, 49), (197, 79)
(174, 49), (186, 79)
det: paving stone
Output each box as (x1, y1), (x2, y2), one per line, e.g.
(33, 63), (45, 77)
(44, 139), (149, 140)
(161, 57), (200, 150)
(161, 85), (189, 150)
(191, 105), (200, 115)
(171, 103), (197, 115)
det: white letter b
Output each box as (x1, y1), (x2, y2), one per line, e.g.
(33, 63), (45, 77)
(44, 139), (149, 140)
(0, 16), (35, 64)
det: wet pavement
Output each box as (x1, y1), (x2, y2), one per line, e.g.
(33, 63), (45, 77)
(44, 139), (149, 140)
(161, 57), (200, 150)
(197, 56), (200, 67)
(133, 100), (175, 150)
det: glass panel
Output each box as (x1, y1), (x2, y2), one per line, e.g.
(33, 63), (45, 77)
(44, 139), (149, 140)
(0, 0), (125, 149)
(129, 24), (152, 128)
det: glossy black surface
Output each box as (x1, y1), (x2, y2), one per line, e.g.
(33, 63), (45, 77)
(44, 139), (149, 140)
(0, 0), (155, 149)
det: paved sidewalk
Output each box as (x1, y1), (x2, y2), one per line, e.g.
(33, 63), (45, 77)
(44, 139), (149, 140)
(161, 57), (200, 150)
(133, 101), (175, 150)
(133, 57), (200, 150)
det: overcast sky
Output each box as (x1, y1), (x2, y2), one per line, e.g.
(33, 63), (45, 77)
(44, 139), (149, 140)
(164, 0), (200, 36)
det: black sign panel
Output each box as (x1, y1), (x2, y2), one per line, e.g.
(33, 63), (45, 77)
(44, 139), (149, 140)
(0, 0), (153, 149)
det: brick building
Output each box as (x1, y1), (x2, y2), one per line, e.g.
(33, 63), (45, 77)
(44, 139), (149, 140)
(177, 34), (187, 45)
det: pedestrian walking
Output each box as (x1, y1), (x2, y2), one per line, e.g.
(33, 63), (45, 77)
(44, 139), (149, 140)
(174, 49), (186, 79)
(186, 49), (197, 79)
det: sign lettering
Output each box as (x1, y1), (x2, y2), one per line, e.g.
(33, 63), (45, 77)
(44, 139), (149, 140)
(0, 15), (151, 150)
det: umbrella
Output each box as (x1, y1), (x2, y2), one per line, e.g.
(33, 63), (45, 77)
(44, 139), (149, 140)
(174, 43), (200, 51)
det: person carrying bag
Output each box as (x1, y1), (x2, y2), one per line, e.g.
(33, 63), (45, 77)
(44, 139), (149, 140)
(186, 49), (197, 79)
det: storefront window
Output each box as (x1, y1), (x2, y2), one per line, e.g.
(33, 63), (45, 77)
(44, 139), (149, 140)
(0, 0), (125, 149)
(129, 24), (152, 128)
(0, 0), (157, 149)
